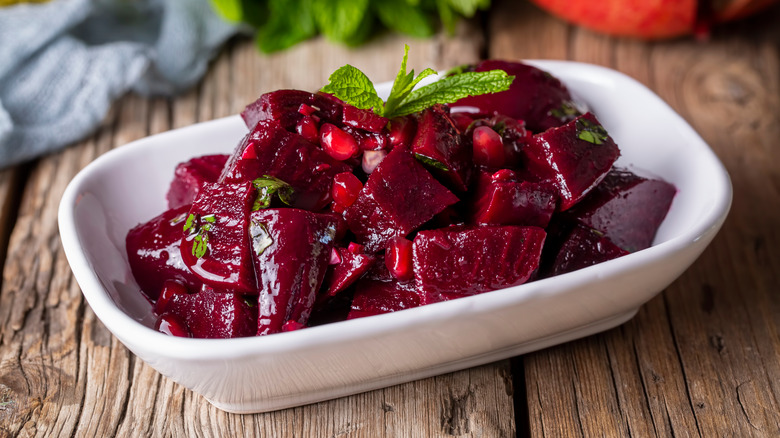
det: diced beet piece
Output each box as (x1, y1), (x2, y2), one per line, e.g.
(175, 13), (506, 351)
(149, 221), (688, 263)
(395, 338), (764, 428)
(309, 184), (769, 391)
(412, 105), (472, 192)
(180, 181), (258, 293)
(222, 121), (352, 211)
(550, 224), (629, 276)
(241, 89), (342, 131)
(166, 154), (229, 210)
(347, 279), (421, 320)
(342, 104), (389, 133)
(126, 205), (201, 301)
(453, 60), (580, 133)
(472, 170), (558, 228)
(413, 226), (546, 304)
(331, 171), (363, 210)
(321, 247), (376, 297)
(155, 284), (258, 339)
(344, 146), (459, 252)
(524, 113), (620, 211)
(251, 208), (339, 335)
(155, 313), (191, 337)
(564, 169), (676, 252)
(388, 116), (417, 148)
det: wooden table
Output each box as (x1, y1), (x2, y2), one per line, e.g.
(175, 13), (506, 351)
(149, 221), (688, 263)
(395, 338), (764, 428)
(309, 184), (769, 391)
(2, 1), (779, 436)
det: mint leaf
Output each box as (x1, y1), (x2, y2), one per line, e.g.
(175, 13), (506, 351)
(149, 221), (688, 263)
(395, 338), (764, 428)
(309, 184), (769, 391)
(576, 117), (609, 145)
(253, 176), (295, 210)
(392, 70), (513, 117)
(183, 214), (216, 259)
(373, 0), (435, 38)
(321, 65), (384, 112)
(250, 220), (274, 256)
(312, 0), (369, 43)
(257, 0), (316, 53)
(415, 154), (450, 171)
(383, 45), (437, 118)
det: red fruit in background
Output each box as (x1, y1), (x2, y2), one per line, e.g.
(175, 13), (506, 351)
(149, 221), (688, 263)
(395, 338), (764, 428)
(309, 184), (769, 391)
(530, 0), (778, 39)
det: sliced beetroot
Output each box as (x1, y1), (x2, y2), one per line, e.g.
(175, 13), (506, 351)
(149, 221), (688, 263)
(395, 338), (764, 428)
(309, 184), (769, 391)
(251, 208), (339, 335)
(347, 279), (421, 320)
(523, 112), (620, 211)
(222, 121), (352, 211)
(565, 169), (676, 252)
(550, 224), (629, 276)
(472, 170), (558, 228)
(453, 60), (580, 133)
(154, 284), (258, 339)
(126, 205), (201, 301)
(241, 89), (342, 131)
(344, 146), (459, 252)
(412, 105), (472, 192)
(321, 247), (376, 297)
(166, 154), (229, 210)
(180, 181), (258, 293)
(413, 226), (546, 304)
(342, 104), (389, 133)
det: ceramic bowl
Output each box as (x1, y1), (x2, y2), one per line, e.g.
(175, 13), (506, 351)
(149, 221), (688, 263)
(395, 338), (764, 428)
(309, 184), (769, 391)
(58, 60), (731, 413)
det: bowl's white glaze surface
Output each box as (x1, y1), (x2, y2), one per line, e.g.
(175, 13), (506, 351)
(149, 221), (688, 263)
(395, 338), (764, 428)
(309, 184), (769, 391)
(58, 61), (731, 413)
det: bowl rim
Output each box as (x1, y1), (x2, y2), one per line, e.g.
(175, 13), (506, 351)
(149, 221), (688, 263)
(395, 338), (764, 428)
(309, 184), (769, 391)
(57, 59), (733, 362)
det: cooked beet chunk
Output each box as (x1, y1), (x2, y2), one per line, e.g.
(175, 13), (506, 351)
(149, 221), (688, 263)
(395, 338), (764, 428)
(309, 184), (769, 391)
(524, 112), (620, 211)
(155, 283), (258, 339)
(472, 170), (558, 228)
(251, 209), (339, 335)
(180, 181), (258, 293)
(412, 105), (472, 192)
(453, 60), (580, 133)
(550, 224), (629, 276)
(413, 226), (546, 304)
(321, 247), (376, 297)
(342, 104), (389, 133)
(166, 154), (229, 209)
(241, 89), (342, 131)
(126, 205), (201, 301)
(222, 121), (352, 211)
(347, 279), (421, 320)
(344, 146), (459, 252)
(564, 169), (676, 252)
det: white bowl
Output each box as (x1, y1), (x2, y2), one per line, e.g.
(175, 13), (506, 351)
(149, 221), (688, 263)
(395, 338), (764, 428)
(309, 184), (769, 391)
(58, 60), (731, 413)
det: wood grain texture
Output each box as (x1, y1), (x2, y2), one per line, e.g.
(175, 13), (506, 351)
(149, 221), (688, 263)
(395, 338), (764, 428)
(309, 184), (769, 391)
(489, 0), (780, 436)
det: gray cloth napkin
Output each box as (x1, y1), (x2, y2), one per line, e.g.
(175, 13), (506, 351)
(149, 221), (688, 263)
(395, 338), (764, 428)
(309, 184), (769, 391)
(0, 0), (240, 167)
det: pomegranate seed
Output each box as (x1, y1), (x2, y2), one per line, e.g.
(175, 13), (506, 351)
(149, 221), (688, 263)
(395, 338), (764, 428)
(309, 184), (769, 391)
(388, 116), (416, 148)
(347, 242), (365, 254)
(298, 103), (317, 116)
(320, 123), (359, 161)
(155, 313), (191, 337)
(329, 247), (342, 265)
(281, 320), (306, 332)
(314, 163), (331, 172)
(296, 115), (319, 143)
(491, 169), (518, 183)
(386, 237), (414, 281)
(473, 125), (505, 167)
(155, 279), (189, 314)
(331, 172), (363, 209)
(362, 150), (387, 174)
(241, 143), (257, 159)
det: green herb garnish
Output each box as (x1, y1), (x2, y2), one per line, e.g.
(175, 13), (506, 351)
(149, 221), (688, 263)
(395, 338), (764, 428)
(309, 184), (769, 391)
(252, 176), (295, 210)
(250, 220), (274, 256)
(414, 153), (450, 172)
(320, 45), (514, 119)
(183, 213), (216, 259)
(549, 101), (580, 119)
(576, 117), (609, 145)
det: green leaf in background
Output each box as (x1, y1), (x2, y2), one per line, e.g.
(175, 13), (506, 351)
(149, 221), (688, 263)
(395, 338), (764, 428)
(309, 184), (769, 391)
(393, 69), (513, 116)
(374, 0), (435, 38)
(312, 0), (370, 43)
(435, 0), (457, 34)
(257, 0), (317, 53)
(321, 65), (384, 111)
(447, 0), (490, 16)
(210, 0), (243, 22)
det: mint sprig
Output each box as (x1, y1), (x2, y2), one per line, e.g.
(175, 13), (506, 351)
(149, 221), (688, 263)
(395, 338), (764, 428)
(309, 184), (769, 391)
(320, 45), (513, 119)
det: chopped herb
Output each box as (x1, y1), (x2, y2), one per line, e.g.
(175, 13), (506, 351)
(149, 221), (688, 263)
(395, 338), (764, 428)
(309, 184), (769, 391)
(250, 220), (274, 256)
(576, 117), (609, 145)
(414, 153), (450, 172)
(252, 176), (295, 210)
(183, 213), (215, 259)
(549, 101), (580, 119)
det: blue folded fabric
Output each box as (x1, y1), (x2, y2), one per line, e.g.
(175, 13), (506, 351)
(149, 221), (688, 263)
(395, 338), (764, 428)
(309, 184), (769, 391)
(0, 0), (240, 167)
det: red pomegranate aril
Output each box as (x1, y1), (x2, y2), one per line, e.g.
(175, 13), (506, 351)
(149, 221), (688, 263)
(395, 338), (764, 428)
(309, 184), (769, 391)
(332, 171), (363, 208)
(473, 126), (505, 167)
(386, 237), (414, 281)
(347, 242), (365, 254)
(155, 313), (191, 337)
(491, 169), (519, 183)
(320, 123), (359, 161)
(281, 320), (306, 332)
(388, 116), (416, 148)
(296, 115), (320, 143)
(298, 103), (317, 116)
(329, 247), (342, 265)
(362, 149), (388, 174)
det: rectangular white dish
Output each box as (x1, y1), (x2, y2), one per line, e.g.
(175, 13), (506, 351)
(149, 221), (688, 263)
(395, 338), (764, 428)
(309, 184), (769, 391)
(58, 60), (731, 413)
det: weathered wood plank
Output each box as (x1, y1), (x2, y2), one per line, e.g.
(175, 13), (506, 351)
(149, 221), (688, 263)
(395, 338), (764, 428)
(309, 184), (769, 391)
(489, 0), (780, 436)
